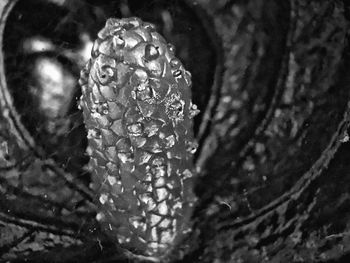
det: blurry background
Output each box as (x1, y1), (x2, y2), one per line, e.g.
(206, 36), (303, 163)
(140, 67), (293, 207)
(1, 0), (350, 262)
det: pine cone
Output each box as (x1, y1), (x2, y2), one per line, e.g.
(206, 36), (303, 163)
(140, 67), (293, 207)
(79, 17), (198, 259)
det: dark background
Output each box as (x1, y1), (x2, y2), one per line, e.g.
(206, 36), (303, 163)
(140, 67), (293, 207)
(1, 0), (350, 262)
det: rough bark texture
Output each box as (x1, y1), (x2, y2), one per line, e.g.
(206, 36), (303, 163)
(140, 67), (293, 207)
(1, 0), (350, 262)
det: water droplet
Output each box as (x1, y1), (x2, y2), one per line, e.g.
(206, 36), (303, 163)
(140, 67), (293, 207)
(94, 102), (109, 115)
(184, 70), (192, 86)
(98, 67), (114, 85)
(92, 39), (100, 57)
(189, 103), (200, 119)
(129, 216), (144, 229)
(170, 58), (181, 68)
(99, 194), (108, 204)
(340, 131), (349, 143)
(145, 44), (159, 61)
(137, 85), (145, 91)
(96, 212), (105, 221)
(87, 128), (101, 139)
(186, 141), (198, 154)
(173, 69), (182, 78)
(182, 169), (193, 179)
(166, 97), (185, 120)
(168, 44), (176, 53)
(117, 235), (130, 244)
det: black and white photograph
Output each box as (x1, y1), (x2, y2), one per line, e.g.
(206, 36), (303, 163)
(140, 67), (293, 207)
(1, 0), (350, 262)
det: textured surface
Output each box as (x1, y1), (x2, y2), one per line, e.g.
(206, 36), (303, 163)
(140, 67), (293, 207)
(1, 0), (350, 262)
(79, 17), (197, 258)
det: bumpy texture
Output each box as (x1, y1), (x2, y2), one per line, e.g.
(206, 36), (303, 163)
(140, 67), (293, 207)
(78, 17), (199, 258)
